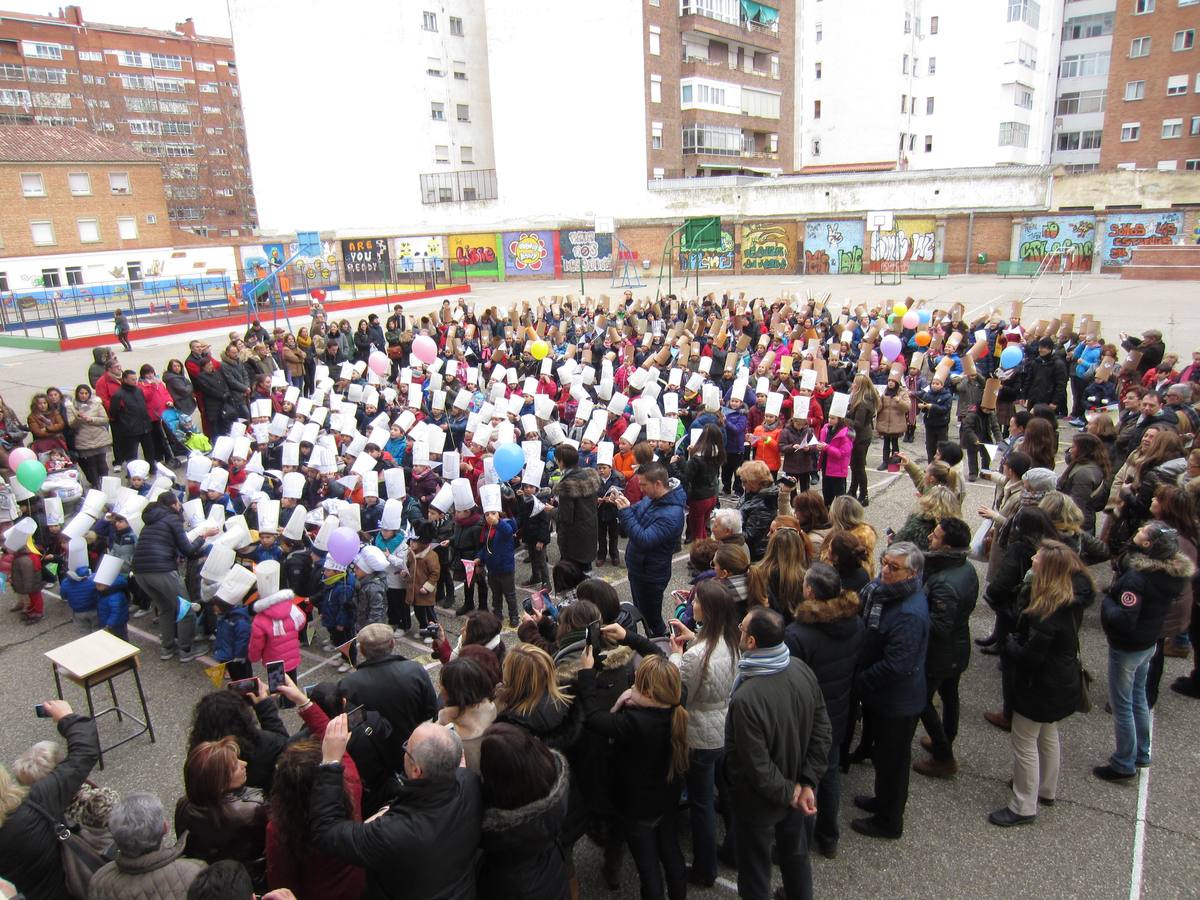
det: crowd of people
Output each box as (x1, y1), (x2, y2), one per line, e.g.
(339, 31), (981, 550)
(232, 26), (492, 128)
(0, 289), (1198, 900)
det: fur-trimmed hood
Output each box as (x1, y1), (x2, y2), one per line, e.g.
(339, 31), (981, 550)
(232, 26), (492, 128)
(253, 588), (296, 616)
(554, 639), (634, 679)
(481, 749), (569, 833)
(555, 466), (602, 498)
(791, 589), (860, 624)
(1126, 551), (1195, 580)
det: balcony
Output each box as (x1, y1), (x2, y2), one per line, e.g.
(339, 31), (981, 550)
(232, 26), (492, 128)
(681, 56), (780, 83)
(419, 168), (497, 204)
(680, 0), (781, 48)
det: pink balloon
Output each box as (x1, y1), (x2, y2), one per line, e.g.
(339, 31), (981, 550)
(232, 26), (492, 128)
(901, 311), (919, 330)
(327, 526), (361, 567)
(412, 335), (438, 366)
(7, 447), (34, 468)
(368, 351), (390, 377)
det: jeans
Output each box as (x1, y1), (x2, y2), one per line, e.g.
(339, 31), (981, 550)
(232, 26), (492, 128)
(1009, 712), (1059, 816)
(629, 574), (669, 637)
(734, 806), (812, 900)
(814, 743), (841, 847)
(920, 671), (962, 761)
(1108, 645), (1155, 774)
(624, 812), (686, 900)
(685, 748), (721, 882)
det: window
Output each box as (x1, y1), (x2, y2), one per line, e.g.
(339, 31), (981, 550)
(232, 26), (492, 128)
(1063, 13), (1114, 39)
(20, 172), (45, 196)
(196, 61), (215, 72)
(1007, 0), (1041, 27)
(651, 121), (663, 149)
(1174, 30), (1195, 51)
(815, 22), (822, 42)
(0, 273), (7, 292)
(928, 57), (936, 74)
(1158, 160), (1178, 170)
(460, 145), (474, 164)
(1017, 41), (1038, 68)
(652, 167), (665, 180)
(423, 11), (437, 31)
(1192, 115), (1200, 135)
(650, 74), (662, 103)
(78, 50), (102, 62)
(22, 42), (62, 60)
(926, 96), (935, 114)
(911, 96), (918, 114)
(456, 103), (470, 122)
(815, 61), (822, 79)
(68, 172), (91, 195)
(65, 266), (82, 287)
(998, 121), (1030, 147)
(1121, 121), (1141, 141)
(26, 67), (66, 84)
(453, 61), (467, 80)
(1187, 159), (1200, 170)
(813, 99), (821, 119)
(41, 268), (60, 288)
(902, 54), (909, 74)
(771, 55), (779, 78)
(900, 94), (907, 114)
(1125, 80), (1146, 100)
(150, 53), (183, 70)
(449, 16), (464, 35)
(116, 216), (137, 240)
(811, 138), (821, 156)
(146, 214), (157, 224)
(1167, 74), (1188, 94)
(427, 57), (443, 77)
(1015, 86), (1034, 108)
(77, 218), (100, 243)
(109, 172), (130, 194)
(1135, 0), (1154, 12)
(434, 144), (450, 163)
(681, 84), (692, 103)
(925, 135), (933, 152)
(0, 63), (23, 80)
(1162, 117), (1183, 137)
(431, 102), (444, 121)
(931, 16), (939, 33)
(0, 87), (32, 106)
(649, 26), (660, 55)
(908, 134), (916, 151)
(904, 12), (911, 33)
(30, 220), (55, 245)
(1057, 89), (1106, 114)
(682, 123), (743, 155)
(1056, 130), (1102, 150)
(1059, 51), (1108, 76)
(1130, 37), (1151, 57)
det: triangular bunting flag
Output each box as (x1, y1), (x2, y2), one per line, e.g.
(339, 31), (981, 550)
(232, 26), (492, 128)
(203, 661), (227, 688)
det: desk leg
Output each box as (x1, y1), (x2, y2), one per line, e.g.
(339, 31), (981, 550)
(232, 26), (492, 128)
(85, 684), (103, 770)
(52, 665), (63, 701)
(132, 663), (155, 744)
(108, 678), (124, 724)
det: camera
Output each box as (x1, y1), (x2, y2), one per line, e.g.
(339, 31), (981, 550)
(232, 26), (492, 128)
(418, 623), (441, 639)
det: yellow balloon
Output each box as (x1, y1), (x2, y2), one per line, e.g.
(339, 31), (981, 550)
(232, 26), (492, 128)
(530, 339), (550, 360)
(892, 302), (908, 317)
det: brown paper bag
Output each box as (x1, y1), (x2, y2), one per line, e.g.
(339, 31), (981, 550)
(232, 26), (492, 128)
(982, 377), (1000, 410)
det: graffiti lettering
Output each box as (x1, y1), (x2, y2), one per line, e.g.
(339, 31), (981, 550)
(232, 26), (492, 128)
(507, 233), (548, 271)
(804, 250), (830, 275)
(870, 231), (910, 263)
(1101, 213), (1183, 266)
(456, 245), (496, 266)
(837, 246), (863, 274)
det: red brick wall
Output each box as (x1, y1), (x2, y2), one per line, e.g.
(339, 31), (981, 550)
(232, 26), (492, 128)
(943, 215), (1014, 274)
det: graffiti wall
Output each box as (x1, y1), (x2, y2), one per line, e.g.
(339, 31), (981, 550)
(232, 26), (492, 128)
(1017, 216), (1095, 271)
(1101, 211), (1183, 267)
(502, 230), (555, 277)
(393, 236), (446, 273)
(449, 233), (502, 278)
(239, 239), (338, 281)
(559, 229), (613, 275)
(868, 217), (936, 273)
(340, 238), (391, 283)
(803, 220), (866, 275)
(679, 226), (735, 271)
(739, 223), (795, 273)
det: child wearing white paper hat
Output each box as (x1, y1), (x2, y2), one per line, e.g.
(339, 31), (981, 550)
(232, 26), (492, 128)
(517, 461), (551, 588)
(372, 498), (412, 638)
(93, 553), (130, 640)
(595, 451), (627, 568)
(4, 518), (44, 622)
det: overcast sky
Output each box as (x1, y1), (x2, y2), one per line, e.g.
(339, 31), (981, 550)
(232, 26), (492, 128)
(3, 0), (232, 38)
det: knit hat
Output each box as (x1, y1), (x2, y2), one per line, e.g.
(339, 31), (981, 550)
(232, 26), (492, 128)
(1020, 467), (1057, 504)
(66, 784), (119, 829)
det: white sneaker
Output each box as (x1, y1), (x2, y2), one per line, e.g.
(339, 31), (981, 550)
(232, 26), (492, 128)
(321, 641), (335, 652)
(131, 608), (148, 619)
(337, 661), (351, 673)
(393, 628), (406, 639)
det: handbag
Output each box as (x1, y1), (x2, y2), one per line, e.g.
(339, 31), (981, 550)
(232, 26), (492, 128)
(1077, 664), (1094, 714)
(25, 800), (117, 900)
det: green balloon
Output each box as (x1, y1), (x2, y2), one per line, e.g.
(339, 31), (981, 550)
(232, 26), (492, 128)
(16, 459), (47, 493)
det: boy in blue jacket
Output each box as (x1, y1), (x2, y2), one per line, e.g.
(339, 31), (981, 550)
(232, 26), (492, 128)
(93, 554), (130, 641)
(60, 565), (99, 633)
(479, 484), (518, 627)
(212, 596), (254, 680)
(319, 558), (357, 672)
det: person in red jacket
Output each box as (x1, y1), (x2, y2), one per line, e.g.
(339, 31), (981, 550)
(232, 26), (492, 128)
(138, 364), (173, 463)
(94, 359), (124, 412)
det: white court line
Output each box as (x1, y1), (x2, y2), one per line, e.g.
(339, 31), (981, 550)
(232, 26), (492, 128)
(1128, 713), (1153, 900)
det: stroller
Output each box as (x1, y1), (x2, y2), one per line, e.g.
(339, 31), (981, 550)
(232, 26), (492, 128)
(161, 406), (208, 462)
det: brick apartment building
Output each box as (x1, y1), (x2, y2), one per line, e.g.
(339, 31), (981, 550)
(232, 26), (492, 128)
(0, 4), (256, 236)
(1100, 0), (1200, 171)
(642, 0), (792, 179)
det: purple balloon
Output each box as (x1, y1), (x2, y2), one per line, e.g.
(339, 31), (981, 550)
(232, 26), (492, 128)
(880, 334), (903, 362)
(328, 526), (361, 567)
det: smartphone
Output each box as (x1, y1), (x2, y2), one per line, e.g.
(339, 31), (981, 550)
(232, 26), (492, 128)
(303, 684), (318, 699)
(586, 620), (604, 661)
(266, 660), (286, 694)
(345, 704), (365, 730)
(229, 677), (259, 694)
(531, 590), (546, 613)
(34, 703), (50, 718)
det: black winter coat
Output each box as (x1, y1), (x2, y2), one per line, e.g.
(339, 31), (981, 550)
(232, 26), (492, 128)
(1002, 579), (1090, 723)
(922, 549), (979, 679)
(553, 467), (602, 566)
(132, 502), (205, 574)
(1021, 353), (1067, 407)
(241, 698), (290, 795)
(739, 484), (779, 562)
(311, 765), (482, 900)
(496, 694), (582, 754)
(984, 535), (1038, 624)
(784, 591), (864, 744)
(340, 655), (439, 771)
(856, 578), (930, 717)
(1102, 551), (1194, 652)
(478, 751), (571, 900)
(683, 454), (721, 501)
(0, 715), (99, 900)
(109, 382), (151, 437)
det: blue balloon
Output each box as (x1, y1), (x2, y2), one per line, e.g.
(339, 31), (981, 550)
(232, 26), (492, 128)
(1000, 346), (1023, 369)
(493, 443), (526, 481)
(917, 310), (932, 325)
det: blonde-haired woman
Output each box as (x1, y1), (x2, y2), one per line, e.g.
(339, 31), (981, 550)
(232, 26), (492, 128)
(735, 459), (779, 562)
(748, 527), (813, 621)
(892, 485), (961, 551)
(578, 649), (689, 900)
(848, 374), (881, 505)
(1038, 491), (1110, 563)
(992, 540), (1093, 826)
(821, 495), (879, 577)
(494, 643), (576, 751)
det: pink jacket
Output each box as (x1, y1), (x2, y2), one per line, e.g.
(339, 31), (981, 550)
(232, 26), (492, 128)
(247, 589), (304, 671)
(820, 423), (853, 478)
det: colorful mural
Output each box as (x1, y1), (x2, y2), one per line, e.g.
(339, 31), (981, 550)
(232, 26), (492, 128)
(502, 230), (555, 276)
(393, 236), (446, 273)
(239, 239), (338, 281)
(868, 217), (936, 273)
(340, 238), (391, 283)
(679, 226), (735, 271)
(559, 229), (613, 274)
(1017, 215), (1096, 271)
(1101, 211), (1183, 267)
(740, 223), (795, 273)
(802, 220), (866, 275)
(448, 233), (502, 277)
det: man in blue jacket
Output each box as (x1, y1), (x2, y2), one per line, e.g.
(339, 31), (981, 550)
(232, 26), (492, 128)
(613, 462), (685, 637)
(852, 542), (930, 839)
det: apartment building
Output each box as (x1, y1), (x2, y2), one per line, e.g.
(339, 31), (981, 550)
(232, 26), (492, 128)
(1050, 0), (1115, 171)
(642, 0), (793, 178)
(795, 0), (1063, 171)
(0, 4), (255, 236)
(1099, 0), (1200, 170)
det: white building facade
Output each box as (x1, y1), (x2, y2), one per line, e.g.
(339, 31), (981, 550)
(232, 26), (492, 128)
(1048, 0), (1114, 172)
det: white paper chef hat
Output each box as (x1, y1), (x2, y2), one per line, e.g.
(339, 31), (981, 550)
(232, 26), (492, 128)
(282, 505), (308, 542)
(215, 564), (257, 605)
(126, 459), (150, 480)
(384, 467), (407, 499)
(94, 552), (123, 586)
(596, 441), (615, 466)
(452, 477), (476, 511)
(3, 516), (38, 552)
(380, 498), (405, 530)
(522, 459), (545, 487)
(43, 495), (64, 527)
(281, 471), (306, 500)
(201, 543), (237, 581)
(257, 499), (280, 534)
(430, 482), (455, 514)
(312, 516), (337, 551)
(480, 483), (502, 513)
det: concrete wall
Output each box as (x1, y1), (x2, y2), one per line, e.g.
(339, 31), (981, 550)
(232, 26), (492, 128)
(1050, 169), (1200, 209)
